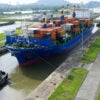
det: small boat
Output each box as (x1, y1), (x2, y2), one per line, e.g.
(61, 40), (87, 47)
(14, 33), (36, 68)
(0, 70), (8, 85)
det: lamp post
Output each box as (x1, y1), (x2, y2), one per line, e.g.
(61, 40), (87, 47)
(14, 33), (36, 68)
(81, 7), (85, 57)
(66, 4), (69, 16)
(82, 21), (84, 57)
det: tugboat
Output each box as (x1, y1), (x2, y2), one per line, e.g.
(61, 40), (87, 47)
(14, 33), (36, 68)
(0, 70), (8, 85)
(5, 7), (93, 67)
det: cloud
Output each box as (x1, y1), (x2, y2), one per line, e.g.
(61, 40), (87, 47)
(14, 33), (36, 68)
(0, 0), (38, 5)
(66, 0), (100, 4)
(0, 0), (100, 5)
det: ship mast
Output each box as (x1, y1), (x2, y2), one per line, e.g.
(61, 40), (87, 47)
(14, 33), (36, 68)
(66, 4), (69, 17)
(80, 2), (84, 57)
(42, 12), (47, 28)
(60, 6), (65, 21)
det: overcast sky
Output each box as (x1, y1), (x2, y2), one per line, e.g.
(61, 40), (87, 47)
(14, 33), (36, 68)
(0, 0), (99, 5)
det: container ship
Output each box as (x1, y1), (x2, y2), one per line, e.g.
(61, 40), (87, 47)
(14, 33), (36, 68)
(5, 8), (93, 66)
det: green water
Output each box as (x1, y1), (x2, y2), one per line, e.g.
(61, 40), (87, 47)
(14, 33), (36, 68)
(0, 53), (67, 100)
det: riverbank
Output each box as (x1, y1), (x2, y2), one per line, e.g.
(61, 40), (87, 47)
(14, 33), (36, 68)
(75, 53), (100, 100)
(0, 21), (15, 26)
(26, 26), (100, 100)
(48, 29), (100, 100)
(27, 27), (99, 100)
(48, 68), (88, 100)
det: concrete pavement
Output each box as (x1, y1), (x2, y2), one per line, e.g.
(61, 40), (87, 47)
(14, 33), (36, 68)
(74, 54), (100, 100)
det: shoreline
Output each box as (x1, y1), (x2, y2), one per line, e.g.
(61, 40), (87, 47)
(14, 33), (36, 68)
(26, 27), (100, 100)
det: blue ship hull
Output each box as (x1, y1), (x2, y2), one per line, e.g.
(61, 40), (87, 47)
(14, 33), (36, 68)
(5, 27), (92, 66)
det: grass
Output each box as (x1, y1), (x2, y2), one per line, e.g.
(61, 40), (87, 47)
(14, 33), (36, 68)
(0, 33), (6, 41)
(15, 29), (24, 35)
(0, 18), (13, 22)
(97, 93), (100, 100)
(48, 68), (88, 100)
(0, 15), (8, 19)
(0, 29), (23, 48)
(0, 15), (15, 22)
(0, 42), (5, 47)
(0, 14), (33, 22)
(0, 33), (6, 47)
(81, 38), (100, 63)
(0, 19), (10, 22)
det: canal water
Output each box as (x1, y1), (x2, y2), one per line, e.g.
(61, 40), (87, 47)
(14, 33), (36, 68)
(0, 21), (31, 33)
(0, 21), (40, 33)
(0, 52), (68, 100)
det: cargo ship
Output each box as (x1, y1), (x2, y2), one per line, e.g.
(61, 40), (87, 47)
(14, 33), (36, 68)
(5, 8), (93, 66)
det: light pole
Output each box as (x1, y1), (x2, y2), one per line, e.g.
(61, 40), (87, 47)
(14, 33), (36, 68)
(66, 4), (69, 16)
(81, 7), (85, 57)
(82, 20), (84, 57)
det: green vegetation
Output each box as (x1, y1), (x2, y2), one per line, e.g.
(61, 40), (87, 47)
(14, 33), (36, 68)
(0, 14), (38, 22)
(48, 68), (88, 100)
(0, 33), (6, 41)
(0, 19), (12, 22)
(0, 42), (5, 47)
(81, 38), (100, 63)
(0, 15), (12, 22)
(0, 33), (5, 47)
(0, 19), (13, 23)
(0, 15), (8, 19)
(0, 14), (33, 22)
(97, 93), (100, 100)
(15, 29), (24, 35)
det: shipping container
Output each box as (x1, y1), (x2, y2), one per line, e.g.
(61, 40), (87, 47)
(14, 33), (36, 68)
(85, 19), (91, 26)
(73, 27), (79, 34)
(53, 20), (61, 26)
(72, 21), (79, 26)
(66, 18), (76, 23)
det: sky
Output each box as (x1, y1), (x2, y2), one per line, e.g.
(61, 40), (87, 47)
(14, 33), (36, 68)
(0, 0), (99, 5)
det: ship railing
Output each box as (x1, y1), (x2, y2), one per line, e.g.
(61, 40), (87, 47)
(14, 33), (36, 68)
(63, 34), (71, 42)
(11, 37), (54, 48)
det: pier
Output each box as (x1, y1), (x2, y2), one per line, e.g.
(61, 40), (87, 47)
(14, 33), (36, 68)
(74, 53), (100, 100)
(26, 47), (82, 100)
(26, 27), (100, 100)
